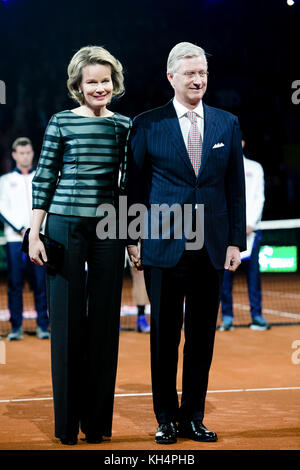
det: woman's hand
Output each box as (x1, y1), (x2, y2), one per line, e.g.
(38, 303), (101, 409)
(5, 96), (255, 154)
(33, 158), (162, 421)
(29, 209), (48, 266)
(127, 245), (143, 271)
(29, 233), (48, 266)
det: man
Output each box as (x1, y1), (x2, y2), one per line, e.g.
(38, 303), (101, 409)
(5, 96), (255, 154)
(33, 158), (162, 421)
(127, 42), (246, 444)
(0, 137), (49, 340)
(220, 138), (269, 331)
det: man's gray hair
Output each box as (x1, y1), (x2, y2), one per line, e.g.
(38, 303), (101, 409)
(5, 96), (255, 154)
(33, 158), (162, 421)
(167, 42), (207, 74)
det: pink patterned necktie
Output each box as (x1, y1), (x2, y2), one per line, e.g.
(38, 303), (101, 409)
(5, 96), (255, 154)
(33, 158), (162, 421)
(186, 111), (202, 176)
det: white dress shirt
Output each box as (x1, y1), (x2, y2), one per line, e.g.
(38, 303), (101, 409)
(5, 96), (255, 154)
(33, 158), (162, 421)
(0, 168), (46, 243)
(240, 156), (265, 259)
(173, 98), (204, 148)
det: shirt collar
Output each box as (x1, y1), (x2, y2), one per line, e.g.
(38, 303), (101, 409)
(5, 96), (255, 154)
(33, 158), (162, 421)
(173, 97), (204, 120)
(13, 167), (34, 175)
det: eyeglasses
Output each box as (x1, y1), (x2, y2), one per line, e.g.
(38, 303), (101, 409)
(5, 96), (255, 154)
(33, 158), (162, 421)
(176, 71), (209, 80)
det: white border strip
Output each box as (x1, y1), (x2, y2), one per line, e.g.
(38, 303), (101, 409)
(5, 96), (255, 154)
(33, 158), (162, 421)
(0, 387), (299, 404)
(259, 219), (300, 229)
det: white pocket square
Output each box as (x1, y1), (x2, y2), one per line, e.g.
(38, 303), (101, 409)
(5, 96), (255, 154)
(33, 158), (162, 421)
(212, 142), (225, 149)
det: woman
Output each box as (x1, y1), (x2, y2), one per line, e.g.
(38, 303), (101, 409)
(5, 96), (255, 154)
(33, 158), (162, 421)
(29, 46), (131, 445)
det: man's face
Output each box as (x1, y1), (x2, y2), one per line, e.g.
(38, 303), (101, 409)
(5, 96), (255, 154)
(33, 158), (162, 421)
(12, 144), (34, 171)
(167, 56), (208, 109)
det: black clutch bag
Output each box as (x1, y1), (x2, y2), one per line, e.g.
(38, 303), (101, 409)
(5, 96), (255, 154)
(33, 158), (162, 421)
(22, 228), (64, 273)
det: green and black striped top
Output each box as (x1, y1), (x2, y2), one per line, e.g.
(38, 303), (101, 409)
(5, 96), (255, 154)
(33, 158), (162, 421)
(32, 110), (132, 217)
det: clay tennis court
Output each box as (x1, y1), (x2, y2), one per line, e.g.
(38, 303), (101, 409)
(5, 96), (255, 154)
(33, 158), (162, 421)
(0, 273), (300, 451)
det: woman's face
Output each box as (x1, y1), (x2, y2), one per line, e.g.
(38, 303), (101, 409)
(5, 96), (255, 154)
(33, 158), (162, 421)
(79, 63), (113, 111)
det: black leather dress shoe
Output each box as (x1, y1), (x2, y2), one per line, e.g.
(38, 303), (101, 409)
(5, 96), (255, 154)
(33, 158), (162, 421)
(155, 422), (177, 444)
(178, 420), (218, 442)
(59, 436), (78, 445)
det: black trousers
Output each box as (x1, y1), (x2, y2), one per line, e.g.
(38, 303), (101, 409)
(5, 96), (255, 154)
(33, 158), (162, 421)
(46, 214), (125, 439)
(144, 247), (223, 425)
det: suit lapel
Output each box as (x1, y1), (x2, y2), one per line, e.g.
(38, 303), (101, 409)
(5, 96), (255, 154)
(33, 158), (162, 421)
(159, 101), (219, 180)
(160, 101), (196, 179)
(197, 103), (218, 179)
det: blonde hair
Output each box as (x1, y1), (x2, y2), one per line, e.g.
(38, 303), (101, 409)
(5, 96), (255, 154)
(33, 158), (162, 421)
(12, 137), (32, 151)
(67, 45), (125, 105)
(167, 42), (207, 74)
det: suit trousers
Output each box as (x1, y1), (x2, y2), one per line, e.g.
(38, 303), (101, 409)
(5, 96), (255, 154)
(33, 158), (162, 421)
(144, 246), (223, 424)
(46, 213), (125, 439)
(221, 230), (262, 319)
(6, 241), (48, 330)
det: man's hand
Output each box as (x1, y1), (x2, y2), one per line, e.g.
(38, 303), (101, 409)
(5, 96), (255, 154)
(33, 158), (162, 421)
(224, 246), (241, 272)
(127, 245), (143, 271)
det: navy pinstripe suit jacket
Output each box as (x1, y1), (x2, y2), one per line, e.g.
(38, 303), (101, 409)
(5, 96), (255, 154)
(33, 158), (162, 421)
(127, 100), (246, 269)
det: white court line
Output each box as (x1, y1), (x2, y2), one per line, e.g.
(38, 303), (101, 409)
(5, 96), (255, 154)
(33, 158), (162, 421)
(0, 387), (299, 404)
(233, 303), (300, 320)
(263, 290), (300, 300)
(238, 288), (300, 301)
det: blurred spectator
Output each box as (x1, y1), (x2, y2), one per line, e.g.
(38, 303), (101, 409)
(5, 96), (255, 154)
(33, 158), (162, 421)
(0, 137), (49, 340)
(220, 138), (270, 331)
(131, 265), (150, 333)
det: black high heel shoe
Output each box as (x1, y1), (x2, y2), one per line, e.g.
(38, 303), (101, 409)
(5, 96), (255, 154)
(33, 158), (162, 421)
(85, 434), (103, 444)
(59, 436), (78, 445)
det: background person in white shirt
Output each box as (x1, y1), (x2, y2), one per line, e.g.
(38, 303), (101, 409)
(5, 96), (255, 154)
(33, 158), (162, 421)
(220, 138), (270, 331)
(0, 137), (49, 340)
